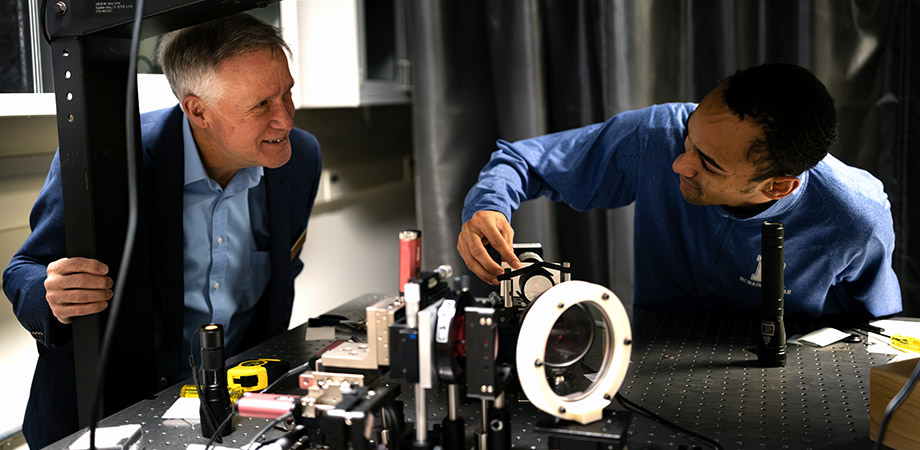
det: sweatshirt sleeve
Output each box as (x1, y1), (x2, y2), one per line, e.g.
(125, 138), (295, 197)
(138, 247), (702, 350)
(2, 151), (73, 348)
(829, 212), (902, 318)
(461, 105), (677, 224)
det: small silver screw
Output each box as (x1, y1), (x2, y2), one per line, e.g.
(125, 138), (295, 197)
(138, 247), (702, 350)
(557, 302), (565, 309)
(534, 359), (543, 367)
(54, 1), (67, 14)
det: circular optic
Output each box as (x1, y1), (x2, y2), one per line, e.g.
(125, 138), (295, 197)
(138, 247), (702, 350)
(516, 281), (631, 425)
(544, 304), (594, 368)
(522, 273), (555, 303)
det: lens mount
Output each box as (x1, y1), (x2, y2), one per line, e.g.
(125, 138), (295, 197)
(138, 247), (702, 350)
(515, 281), (632, 425)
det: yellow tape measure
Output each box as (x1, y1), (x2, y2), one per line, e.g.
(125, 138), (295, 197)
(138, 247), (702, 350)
(227, 358), (290, 392)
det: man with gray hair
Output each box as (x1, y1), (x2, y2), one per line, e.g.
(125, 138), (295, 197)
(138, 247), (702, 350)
(3, 13), (321, 447)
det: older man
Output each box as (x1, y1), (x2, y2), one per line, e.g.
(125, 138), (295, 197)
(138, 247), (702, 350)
(3, 13), (321, 447)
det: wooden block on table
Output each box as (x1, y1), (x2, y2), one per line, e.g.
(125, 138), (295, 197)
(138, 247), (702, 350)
(870, 357), (920, 450)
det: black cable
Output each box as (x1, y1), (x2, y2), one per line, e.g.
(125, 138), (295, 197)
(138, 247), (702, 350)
(873, 358), (920, 450)
(88, 0), (144, 447)
(204, 360), (311, 450)
(260, 361), (312, 393)
(615, 393), (723, 450)
(39, 0), (51, 44)
(204, 412), (236, 450)
(257, 424), (308, 448)
(243, 411), (293, 449)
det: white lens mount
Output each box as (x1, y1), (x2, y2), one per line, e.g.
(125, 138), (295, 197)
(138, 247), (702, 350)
(515, 280), (632, 425)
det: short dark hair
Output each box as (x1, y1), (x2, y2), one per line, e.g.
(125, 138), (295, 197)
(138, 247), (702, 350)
(157, 13), (291, 106)
(721, 63), (838, 182)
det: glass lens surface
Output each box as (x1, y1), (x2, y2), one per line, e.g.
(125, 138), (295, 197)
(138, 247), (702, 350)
(544, 302), (611, 399)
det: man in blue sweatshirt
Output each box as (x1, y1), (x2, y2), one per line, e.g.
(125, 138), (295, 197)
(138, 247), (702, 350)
(458, 63), (901, 318)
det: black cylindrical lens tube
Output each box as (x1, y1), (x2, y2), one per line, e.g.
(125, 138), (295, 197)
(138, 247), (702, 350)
(759, 222), (787, 367)
(199, 324), (233, 438)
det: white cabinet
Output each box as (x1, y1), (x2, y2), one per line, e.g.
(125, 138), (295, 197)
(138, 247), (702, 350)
(280, 0), (410, 108)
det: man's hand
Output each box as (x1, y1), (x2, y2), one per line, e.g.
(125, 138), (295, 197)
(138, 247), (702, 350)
(44, 257), (113, 324)
(457, 210), (522, 285)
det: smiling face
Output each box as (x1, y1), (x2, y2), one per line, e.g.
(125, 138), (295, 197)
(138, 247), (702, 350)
(671, 84), (792, 210)
(183, 47), (296, 186)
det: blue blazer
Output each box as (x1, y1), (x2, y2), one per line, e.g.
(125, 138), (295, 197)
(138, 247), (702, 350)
(3, 105), (322, 448)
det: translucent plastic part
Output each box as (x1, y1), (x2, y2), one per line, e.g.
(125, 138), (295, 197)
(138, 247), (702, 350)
(516, 281), (632, 425)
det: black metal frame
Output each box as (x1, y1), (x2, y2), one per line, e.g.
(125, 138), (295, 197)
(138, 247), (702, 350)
(45, 0), (278, 427)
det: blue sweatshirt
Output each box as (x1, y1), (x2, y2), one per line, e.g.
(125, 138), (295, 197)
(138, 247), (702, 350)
(462, 103), (901, 318)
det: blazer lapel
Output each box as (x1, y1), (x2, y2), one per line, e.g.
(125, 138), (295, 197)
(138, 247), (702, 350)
(142, 106), (185, 371)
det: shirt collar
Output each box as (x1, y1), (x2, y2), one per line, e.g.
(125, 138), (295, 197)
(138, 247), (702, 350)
(182, 115), (264, 192)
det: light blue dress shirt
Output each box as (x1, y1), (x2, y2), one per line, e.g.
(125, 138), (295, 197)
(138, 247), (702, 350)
(181, 117), (271, 357)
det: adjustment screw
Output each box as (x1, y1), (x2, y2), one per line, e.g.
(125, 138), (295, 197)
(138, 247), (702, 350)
(557, 302), (565, 309)
(54, 1), (67, 14)
(602, 293), (609, 300)
(624, 338), (632, 346)
(534, 359), (543, 367)
(480, 385), (488, 393)
(559, 407), (566, 413)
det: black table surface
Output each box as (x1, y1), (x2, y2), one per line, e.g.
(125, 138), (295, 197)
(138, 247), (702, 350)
(49, 294), (894, 450)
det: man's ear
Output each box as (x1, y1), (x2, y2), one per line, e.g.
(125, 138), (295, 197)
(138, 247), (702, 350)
(762, 176), (800, 200)
(182, 95), (208, 129)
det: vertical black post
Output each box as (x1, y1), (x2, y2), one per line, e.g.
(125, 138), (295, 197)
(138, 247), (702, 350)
(51, 34), (131, 426)
(50, 32), (157, 426)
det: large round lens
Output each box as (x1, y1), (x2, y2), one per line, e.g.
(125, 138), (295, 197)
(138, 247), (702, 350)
(543, 304), (594, 368)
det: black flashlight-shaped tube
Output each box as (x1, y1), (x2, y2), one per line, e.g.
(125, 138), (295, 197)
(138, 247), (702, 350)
(199, 324), (233, 438)
(758, 222), (787, 367)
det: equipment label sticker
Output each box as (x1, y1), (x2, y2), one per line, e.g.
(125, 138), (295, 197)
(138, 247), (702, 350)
(95, 1), (133, 14)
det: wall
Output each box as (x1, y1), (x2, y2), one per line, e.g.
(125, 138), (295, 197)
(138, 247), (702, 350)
(0, 102), (415, 443)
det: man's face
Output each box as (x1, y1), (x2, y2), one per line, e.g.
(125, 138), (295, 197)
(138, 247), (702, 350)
(671, 85), (769, 209)
(197, 48), (296, 175)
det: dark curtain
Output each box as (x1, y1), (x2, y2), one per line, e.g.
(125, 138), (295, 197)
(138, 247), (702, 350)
(407, 0), (919, 315)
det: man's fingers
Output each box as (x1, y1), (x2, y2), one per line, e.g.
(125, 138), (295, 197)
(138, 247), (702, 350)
(52, 301), (109, 324)
(48, 257), (109, 276)
(45, 273), (113, 291)
(481, 226), (520, 269)
(466, 257), (499, 285)
(467, 239), (505, 282)
(47, 288), (113, 305)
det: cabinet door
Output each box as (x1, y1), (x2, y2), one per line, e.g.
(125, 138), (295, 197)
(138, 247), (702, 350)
(281, 0), (410, 108)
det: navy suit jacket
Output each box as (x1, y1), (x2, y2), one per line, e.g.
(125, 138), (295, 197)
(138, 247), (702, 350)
(2, 105), (322, 448)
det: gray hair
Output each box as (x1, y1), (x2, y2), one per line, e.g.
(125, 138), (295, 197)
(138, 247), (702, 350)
(157, 13), (291, 108)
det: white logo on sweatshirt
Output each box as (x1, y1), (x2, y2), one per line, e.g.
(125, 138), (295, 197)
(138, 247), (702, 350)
(739, 254), (791, 295)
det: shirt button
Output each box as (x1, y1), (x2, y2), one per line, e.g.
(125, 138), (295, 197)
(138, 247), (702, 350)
(213, 282), (220, 290)
(217, 236), (223, 245)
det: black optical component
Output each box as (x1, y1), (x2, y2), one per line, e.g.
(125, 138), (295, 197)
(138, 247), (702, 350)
(199, 324), (233, 438)
(758, 222), (787, 368)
